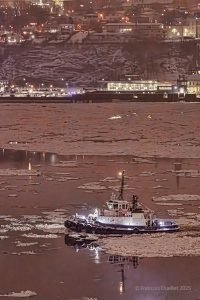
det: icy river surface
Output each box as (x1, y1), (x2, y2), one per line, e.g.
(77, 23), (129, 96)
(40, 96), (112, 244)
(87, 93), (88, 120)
(0, 149), (199, 300)
(1, 102), (200, 158)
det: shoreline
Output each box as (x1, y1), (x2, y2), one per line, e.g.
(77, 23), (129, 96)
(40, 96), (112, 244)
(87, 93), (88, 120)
(0, 92), (200, 104)
(3, 143), (200, 159)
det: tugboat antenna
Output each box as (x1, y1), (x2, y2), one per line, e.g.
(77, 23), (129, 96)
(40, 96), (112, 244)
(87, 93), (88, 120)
(118, 170), (125, 200)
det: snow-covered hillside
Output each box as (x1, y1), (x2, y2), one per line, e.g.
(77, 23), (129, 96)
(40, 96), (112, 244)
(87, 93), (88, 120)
(0, 42), (193, 85)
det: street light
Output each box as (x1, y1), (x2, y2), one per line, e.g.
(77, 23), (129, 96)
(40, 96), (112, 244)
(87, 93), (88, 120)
(196, 17), (199, 38)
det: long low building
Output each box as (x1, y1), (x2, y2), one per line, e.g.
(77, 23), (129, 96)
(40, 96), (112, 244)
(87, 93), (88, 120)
(102, 22), (165, 39)
(107, 81), (173, 92)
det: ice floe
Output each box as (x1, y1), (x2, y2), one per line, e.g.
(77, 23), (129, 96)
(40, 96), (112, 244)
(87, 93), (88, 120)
(152, 194), (200, 202)
(139, 171), (155, 176)
(155, 178), (168, 182)
(78, 182), (107, 190)
(12, 251), (37, 256)
(99, 231), (200, 257)
(0, 169), (41, 176)
(56, 176), (79, 181)
(108, 184), (135, 192)
(0, 290), (37, 297)
(167, 209), (185, 217)
(42, 210), (68, 223)
(155, 202), (183, 206)
(55, 172), (70, 176)
(2, 224), (33, 232)
(175, 217), (200, 227)
(22, 215), (43, 223)
(15, 241), (38, 247)
(22, 233), (59, 239)
(0, 215), (12, 219)
(35, 223), (66, 234)
(108, 115), (122, 120)
(52, 161), (78, 167)
(0, 228), (9, 233)
(172, 169), (200, 177)
(0, 236), (8, 240)
(100, 177), (119, 182)
(152, 185), (166, 189)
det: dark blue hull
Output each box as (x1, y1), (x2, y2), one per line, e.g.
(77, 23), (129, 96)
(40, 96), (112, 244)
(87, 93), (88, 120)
(65, 219), (179, 235)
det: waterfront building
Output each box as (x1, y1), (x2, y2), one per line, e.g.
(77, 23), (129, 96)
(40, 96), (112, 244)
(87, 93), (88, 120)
(187, 74), (200, 94)
(107, 81), (172, 92)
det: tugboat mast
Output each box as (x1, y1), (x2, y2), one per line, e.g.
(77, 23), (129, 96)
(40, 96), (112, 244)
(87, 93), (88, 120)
(118, 170), (125, 200)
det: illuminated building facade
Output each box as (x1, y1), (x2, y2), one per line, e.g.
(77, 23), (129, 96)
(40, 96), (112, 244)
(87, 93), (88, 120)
(166, 16), (200, 39)
(107, 81), (159, 92)
(107, 81), (176, 93)
(54, 0), (63, 7)
(28, 0), (53, 5)
(0, 81), (9, 93)
(187, 74), (200, 94)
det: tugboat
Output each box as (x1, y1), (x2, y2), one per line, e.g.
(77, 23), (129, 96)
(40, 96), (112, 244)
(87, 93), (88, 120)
(65, 171), (179, 234)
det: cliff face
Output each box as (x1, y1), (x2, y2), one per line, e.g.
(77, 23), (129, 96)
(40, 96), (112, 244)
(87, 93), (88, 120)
(0, 41), (195, 85)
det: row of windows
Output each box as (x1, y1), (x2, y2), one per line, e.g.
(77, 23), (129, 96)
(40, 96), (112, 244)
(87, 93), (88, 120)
(108, 82), (158, 91)
(188, 81), (200, 85)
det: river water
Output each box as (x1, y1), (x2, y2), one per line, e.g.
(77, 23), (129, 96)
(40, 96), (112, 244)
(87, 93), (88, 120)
(0, 149), (199, 300)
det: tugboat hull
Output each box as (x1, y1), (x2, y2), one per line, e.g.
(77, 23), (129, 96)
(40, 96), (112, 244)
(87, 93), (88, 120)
(65, 219), (179, 235)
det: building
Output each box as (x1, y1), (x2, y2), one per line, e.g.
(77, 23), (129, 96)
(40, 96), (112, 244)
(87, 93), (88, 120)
(87, 32), (132, 43)
(107, 80), (160, 92)
(187, 74), (200, 94)
(106, 79), (187, 94)
(59, 23), (75, 33)
(103, 22), (165, 39)
(29, 0), (53, 5)
(0, 80), (9, 93)
(133, 22), (165, 39)
(0, 33), (25, 45)
(165, 16), (200, 39)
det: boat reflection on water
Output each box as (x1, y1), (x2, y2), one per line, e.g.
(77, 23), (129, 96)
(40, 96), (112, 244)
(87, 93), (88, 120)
(109, 255), (140, 294)
(108, 255), (139, 268)
(64, 233), (99, 249)
(64, 234), (140, 295)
